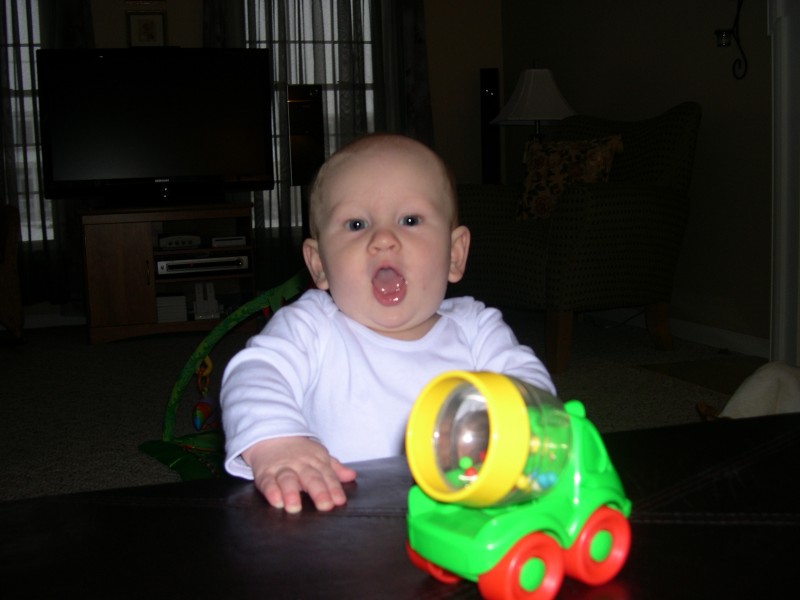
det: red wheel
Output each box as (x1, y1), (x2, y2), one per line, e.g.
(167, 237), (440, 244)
(564, 506), (630, 585)
(405, 541), (461, 584)
(477, 532), (564, 600)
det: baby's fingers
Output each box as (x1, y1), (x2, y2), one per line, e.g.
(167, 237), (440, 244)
(330, 456), (357, 484)
(300, 466), (346, 512)
(261, 468), (304, 513)
(245, 438), (356, 513)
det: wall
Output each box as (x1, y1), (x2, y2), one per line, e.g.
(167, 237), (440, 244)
(91, 0), (201, 47)
(427, 0), (772, 352)
(423, 1), (502, 183)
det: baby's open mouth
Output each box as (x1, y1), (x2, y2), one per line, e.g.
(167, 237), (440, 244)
(372, 267), (407, 305)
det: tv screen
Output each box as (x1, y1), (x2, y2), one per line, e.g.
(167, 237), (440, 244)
(36, 47), (274, 204)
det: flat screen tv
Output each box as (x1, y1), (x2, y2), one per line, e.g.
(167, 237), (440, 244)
(36, 47), (274, 205)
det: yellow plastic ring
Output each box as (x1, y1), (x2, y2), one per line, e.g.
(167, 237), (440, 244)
(405, 371), (531, 507)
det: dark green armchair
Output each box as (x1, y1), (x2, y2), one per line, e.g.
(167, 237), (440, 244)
(453, 102), (702, 373)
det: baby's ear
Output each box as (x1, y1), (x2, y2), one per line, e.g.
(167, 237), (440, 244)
(302, 238), (329, 289)
(447, 225), (470, 283)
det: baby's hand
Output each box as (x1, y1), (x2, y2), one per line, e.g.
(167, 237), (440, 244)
(242, 437), (357, 513)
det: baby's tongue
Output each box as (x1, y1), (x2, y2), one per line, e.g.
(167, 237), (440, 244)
(373, 267), (405, 297)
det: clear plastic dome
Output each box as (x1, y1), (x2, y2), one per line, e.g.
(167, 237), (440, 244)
(433, 383), (491, 490)
(431, 378), (572, 504)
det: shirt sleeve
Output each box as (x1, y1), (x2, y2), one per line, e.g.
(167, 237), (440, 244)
(219, 290), (331, 479)
(444, 297), (556, 396)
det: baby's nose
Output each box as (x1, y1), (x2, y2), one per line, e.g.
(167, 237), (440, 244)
(369, 227), (400, 251)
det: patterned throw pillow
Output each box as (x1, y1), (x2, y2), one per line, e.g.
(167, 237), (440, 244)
(519, 135), (623, 219)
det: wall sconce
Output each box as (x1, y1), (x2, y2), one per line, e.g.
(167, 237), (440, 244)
(714, 29), (732, 47)
(716, 0), (747, 80)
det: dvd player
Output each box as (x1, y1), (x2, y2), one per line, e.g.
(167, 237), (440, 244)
(157, 255), (249, 276)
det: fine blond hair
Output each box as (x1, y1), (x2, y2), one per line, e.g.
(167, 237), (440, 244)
(307, 133), (458, 238)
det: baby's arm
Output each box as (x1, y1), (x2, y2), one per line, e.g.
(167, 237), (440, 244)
(242, 436), (357, 513)
(471, 303), (556, 394)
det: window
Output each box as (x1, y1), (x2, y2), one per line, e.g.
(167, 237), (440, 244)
(3, 0), (43, 243)
(245, 0), (377, 228)
(2, 1), (377, 239)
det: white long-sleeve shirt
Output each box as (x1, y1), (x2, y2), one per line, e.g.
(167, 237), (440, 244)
(221, 289), (554, 479)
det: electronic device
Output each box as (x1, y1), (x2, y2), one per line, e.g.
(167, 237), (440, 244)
(211, 236), (246, 248)
(36, 48), (274, 205)
(193, 283), (220, 320)
(156, 255), (249, 276)
(159, 235), (202, 250)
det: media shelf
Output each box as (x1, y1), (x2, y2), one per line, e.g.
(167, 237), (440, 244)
(81, 203), (255, 344)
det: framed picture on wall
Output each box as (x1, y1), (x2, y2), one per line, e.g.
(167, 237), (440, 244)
(127, 12), (167, 47)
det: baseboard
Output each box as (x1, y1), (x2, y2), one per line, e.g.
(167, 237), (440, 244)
(587, 309), (770, 359)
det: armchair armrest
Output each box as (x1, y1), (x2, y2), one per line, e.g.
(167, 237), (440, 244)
(545, 182), (689, 311)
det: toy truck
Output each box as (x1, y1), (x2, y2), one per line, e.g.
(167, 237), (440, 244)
(405, 371), (631, 600)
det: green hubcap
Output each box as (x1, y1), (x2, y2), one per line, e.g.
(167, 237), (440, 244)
(519, 558), (546, 592)
(589, 530), (613, 562)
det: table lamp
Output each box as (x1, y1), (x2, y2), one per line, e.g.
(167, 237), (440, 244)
(491, 69), (574, 140)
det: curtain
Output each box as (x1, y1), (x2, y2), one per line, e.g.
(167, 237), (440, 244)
(0, 0), (93, 306)
(380, 0), (434, 144)
(249, 0), (380, 287)
(203, 0), (433, 289)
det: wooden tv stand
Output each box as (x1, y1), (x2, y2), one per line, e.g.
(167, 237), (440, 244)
(81, 203), (254, 344)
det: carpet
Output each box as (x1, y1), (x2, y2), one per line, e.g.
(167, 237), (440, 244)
(640, 353), (767, 396)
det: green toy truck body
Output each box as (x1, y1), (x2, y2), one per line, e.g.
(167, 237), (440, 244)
(406, 400), (632, 599)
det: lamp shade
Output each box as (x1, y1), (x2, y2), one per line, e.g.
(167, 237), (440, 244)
(491, 69), (575, 125)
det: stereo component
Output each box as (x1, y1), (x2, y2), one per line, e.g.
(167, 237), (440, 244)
(211, 235), (246, 248)
(159, 234), (202, 249)
(156, 255), (249, 276)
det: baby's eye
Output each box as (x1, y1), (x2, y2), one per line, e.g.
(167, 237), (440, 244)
(401, 215), (421, 226)
(345, 219), (368, 231)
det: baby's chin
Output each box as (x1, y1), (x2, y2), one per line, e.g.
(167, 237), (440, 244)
(363, 312), (441, 341)
(330, 286), (442, 340)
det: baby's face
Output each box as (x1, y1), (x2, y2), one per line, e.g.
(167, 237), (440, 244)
(304, 138), (469, 340)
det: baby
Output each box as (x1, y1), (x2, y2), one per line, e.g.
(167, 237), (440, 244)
(221, 133), (554, 512)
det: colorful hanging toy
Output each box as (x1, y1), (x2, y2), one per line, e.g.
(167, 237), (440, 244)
(140, 270), (311, 481)
(192, 356), (220, 432)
